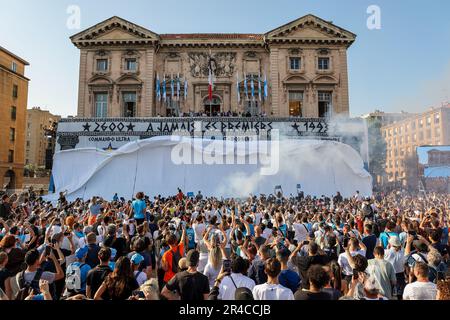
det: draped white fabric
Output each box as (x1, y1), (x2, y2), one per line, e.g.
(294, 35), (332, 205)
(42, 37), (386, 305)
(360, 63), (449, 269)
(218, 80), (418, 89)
(47, 136), (372, 201)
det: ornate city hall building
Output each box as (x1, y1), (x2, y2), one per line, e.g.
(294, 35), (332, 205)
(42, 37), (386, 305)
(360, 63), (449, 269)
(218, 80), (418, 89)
(71, 14), (356, 118)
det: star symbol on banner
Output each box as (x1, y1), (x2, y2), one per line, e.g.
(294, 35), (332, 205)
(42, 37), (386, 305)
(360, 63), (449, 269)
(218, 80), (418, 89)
(103, 143), (117, 152)
(82, 123), (91, 131)
(126, 122), (135, 132)
(291, 123), (300, 134)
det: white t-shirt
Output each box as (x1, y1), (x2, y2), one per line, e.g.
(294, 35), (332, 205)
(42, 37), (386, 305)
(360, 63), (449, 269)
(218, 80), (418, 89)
(203, 262), (221, 288)
(293, 223), (309, 243)
(218, 273), (256, 300)
(193, 223), (206, 243)
(403, 281), (437, 300)
(384, 248), (405, 273)
(262, 228), (272, 240)
(338, 249), (366, 276)
(252, 283), (294, 300)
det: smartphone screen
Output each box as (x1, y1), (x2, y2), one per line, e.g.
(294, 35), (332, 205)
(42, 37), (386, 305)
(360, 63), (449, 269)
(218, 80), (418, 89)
(222, 259), (231, 273)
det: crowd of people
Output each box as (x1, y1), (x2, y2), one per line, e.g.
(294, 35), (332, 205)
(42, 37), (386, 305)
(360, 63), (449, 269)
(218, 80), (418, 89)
(0, 188), (449, 301)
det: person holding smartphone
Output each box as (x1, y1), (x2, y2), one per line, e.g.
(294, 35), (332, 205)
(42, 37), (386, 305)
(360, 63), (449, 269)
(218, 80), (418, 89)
(16, 248), (64, 299)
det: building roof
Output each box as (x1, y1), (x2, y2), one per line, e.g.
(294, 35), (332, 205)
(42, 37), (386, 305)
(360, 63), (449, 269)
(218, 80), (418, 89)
(160, 33), (264, 40)
(71, 14), (356, 48)
(0, 45), (30, 65)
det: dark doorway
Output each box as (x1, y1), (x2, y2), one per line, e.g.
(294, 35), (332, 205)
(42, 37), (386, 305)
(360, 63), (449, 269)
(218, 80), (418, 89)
(3, 170), (16, 190)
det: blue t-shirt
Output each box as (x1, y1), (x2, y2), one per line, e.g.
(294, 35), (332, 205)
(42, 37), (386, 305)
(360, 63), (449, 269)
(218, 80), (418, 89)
(249, 224), (255, 237)
(108, 262), (115, 270)
(441, 227), (449, 246)
(379, 231), (398, 249)
(89, 203), (101, 216)
(278, 224), (287, 238)
(132, 199), (146, 220)
(68, 262), (91, 292)
(186, 228), (196, 250)
(278, 269), (301, 293)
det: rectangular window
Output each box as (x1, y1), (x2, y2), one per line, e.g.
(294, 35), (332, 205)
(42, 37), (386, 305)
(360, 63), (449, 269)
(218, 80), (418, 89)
(125, 58), (137, 71)
(26, 141), (30, 147)
(435, 114), (440, 124)
(94, 93), (108, 118)
(288, 91), (303, 116)
(11, 106), (16, 120)
(9, 128), (15, 142)
(427, 117), (431, 126)
(123, 92), (137, 117)
(290, 57), (300, 70)
(419, 119), (423, 128)
(318, 57), (330, 70)
(96, 59), (108, 72)
(11, 61), (17, 72)
(8, 150), (14, 163)
(12, 85), (18, 98)
(318, 91), (332, 117)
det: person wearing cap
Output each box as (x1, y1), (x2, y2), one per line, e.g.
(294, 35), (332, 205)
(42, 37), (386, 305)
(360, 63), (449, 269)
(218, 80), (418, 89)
(86, 247), (112, 299)
(366, 246), (396, 299)
(131, 253), (147, 286)
(384, 236), (406, 299)
(64, 246), (91, 297)
(359, 275), (388, 300)
(252, 258), (294, 300)
(162, 249), (210, 300)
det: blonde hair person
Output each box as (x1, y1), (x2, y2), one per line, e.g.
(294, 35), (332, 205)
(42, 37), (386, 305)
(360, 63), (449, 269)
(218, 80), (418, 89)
(436, 278), (450, 300)
(140, 279), (160, 300)
(203, 226), (228, 288)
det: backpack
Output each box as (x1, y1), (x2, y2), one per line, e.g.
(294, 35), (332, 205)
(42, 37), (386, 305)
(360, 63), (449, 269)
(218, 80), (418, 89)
(171, 246), (182, 274)
(15, 269), (43, 300)
(429, 263), (447, 284)
(65, 263), (86, 292)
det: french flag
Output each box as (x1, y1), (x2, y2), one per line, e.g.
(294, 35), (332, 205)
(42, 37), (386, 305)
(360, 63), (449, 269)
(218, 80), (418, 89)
(208, 66), (213, 100)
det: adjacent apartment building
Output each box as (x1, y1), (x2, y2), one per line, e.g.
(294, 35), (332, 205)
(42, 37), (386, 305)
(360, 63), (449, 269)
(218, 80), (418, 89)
(25, 107), (61, 167)
(381, 104), (450, 188)
(70, 14), (355, 118)
(0, 46), (29, 190)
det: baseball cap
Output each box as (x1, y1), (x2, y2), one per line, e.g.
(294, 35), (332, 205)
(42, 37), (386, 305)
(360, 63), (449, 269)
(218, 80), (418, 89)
(388, 236), (401, 247)
(186, 249), (200, 267)
(131, 253), (144, 265)
(75, 246), (89, 259)
(235, 287), (254, 300)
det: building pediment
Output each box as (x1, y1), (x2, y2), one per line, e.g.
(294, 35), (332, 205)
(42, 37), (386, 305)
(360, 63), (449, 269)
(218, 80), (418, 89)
(265, 14), (356, 45)
(71, 16), (159, 48)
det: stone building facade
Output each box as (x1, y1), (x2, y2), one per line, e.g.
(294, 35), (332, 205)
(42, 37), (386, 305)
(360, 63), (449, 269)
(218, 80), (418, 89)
(381, 104), (450, 187)
(26, 107), (61, 167)
(0, 46), (29, 190)
(71, 15), (355, 118)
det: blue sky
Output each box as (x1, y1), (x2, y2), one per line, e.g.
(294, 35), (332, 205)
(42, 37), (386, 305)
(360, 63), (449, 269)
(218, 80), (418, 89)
(417, 145), (450, 164)
(1, 0), (449, 117)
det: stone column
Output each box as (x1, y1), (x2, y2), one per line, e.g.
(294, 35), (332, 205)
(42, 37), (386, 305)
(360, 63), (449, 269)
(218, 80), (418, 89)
(143, 48), (155, 116)
(339, 48), (350, 116)
(77, 50), (88, 117)
(269, 48), (279, 116)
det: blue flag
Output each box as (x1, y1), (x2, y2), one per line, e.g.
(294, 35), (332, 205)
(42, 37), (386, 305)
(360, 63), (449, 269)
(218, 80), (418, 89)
(170, 76), (174, 99)
(156, 74), (161, 101)
(264, 74), (268, 99)
(162, 75), (167, 102)
(250, 74), (255, 100)
(244, 73), (248, 99)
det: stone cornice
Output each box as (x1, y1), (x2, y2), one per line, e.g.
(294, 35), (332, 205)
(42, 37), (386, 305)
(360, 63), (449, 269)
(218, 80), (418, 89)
(71, 15), (356, 50)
